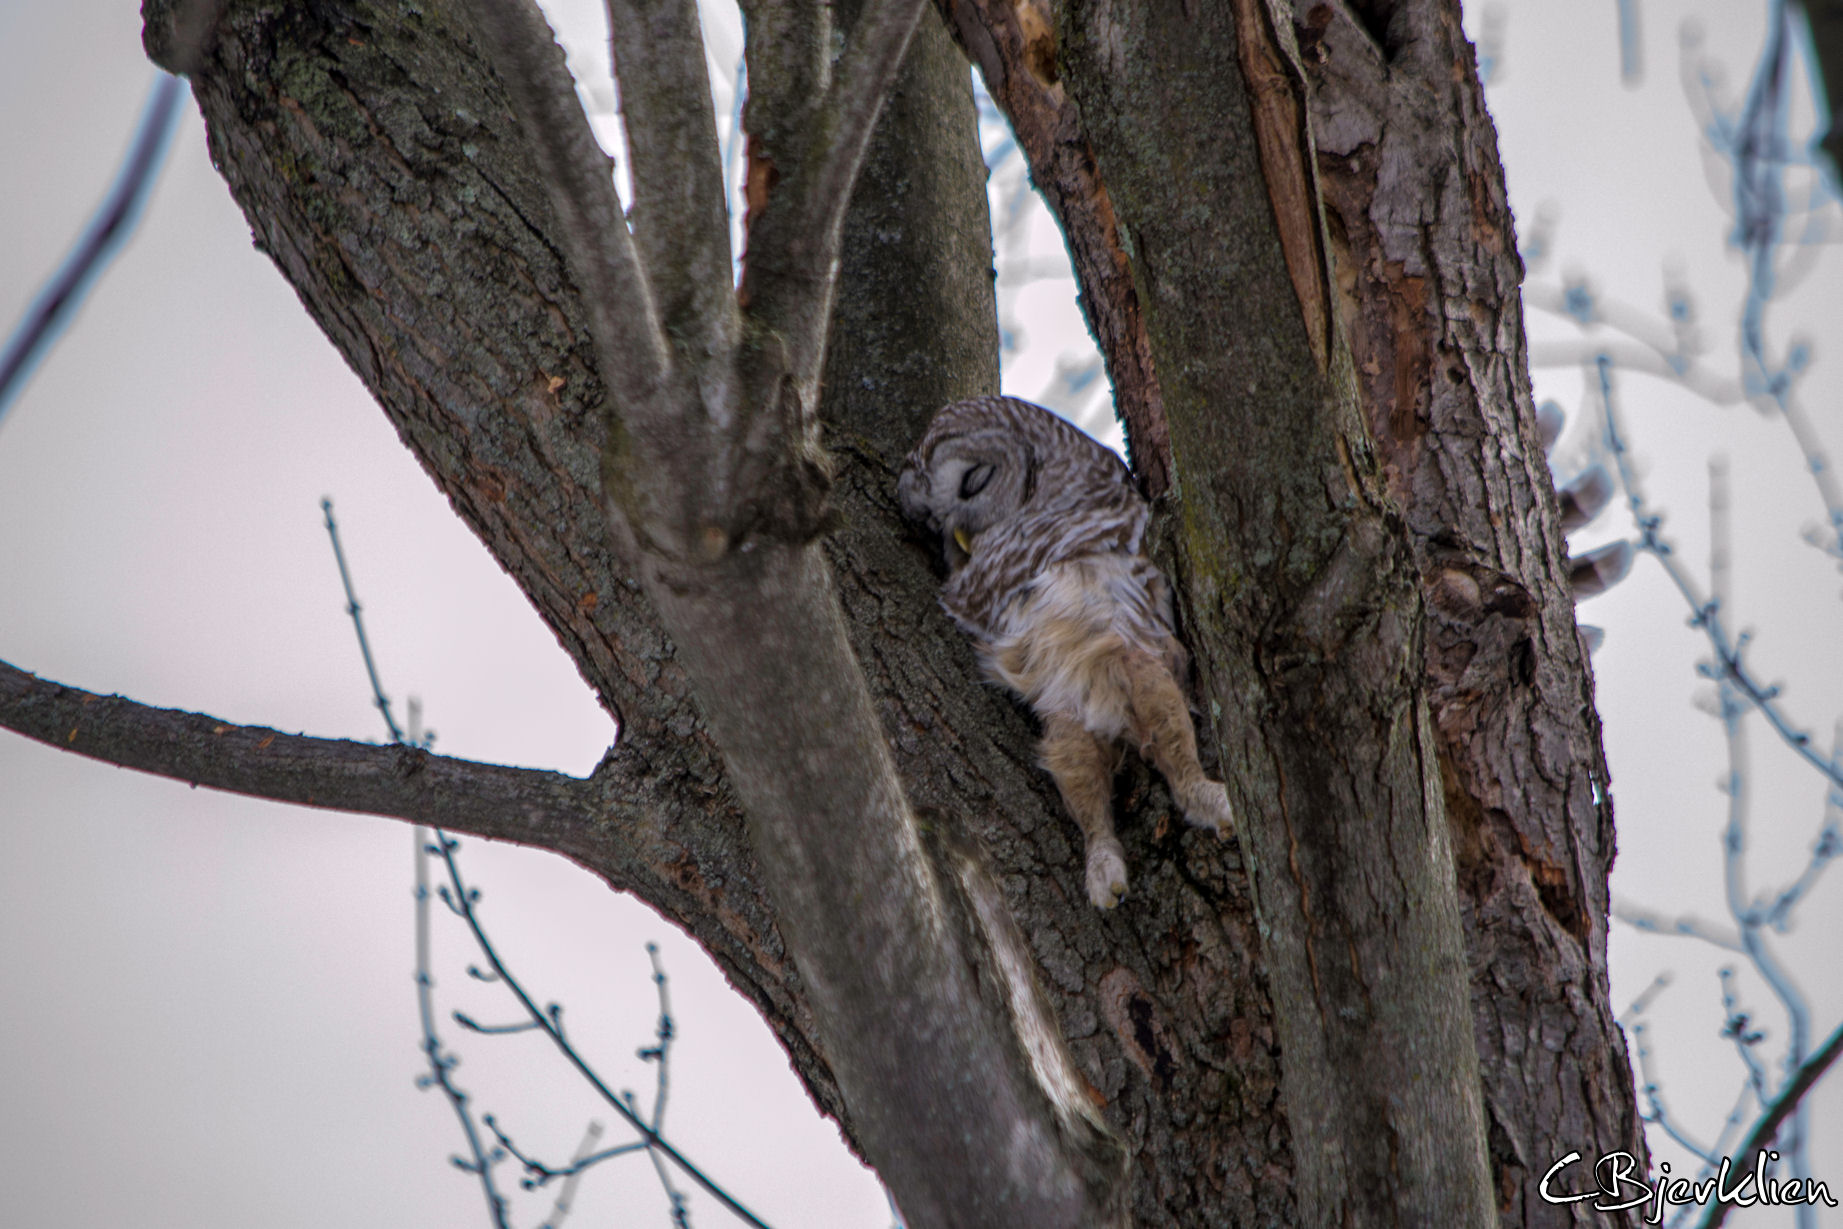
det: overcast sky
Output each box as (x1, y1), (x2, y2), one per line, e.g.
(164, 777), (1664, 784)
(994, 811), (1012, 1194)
(0, 0), (1838, 1225)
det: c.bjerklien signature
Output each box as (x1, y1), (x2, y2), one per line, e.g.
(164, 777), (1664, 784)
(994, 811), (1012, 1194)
(1541, 1150), (1837, 1223)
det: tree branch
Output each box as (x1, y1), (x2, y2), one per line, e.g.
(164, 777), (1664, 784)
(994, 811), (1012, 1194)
(804, 0), (930, 273)
(461, 0), (670, 402)
(931, 0), (1172, 496)
(738, 0), (927, 391)
(1699, 1019), (1843, 1229)
(0, 658), (601, 854)
(605, 0), (736, 351)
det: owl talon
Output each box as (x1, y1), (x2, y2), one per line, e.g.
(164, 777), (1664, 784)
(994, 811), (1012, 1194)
(1182, 781), (1234, 835)
(1086, 842), (1129, 909)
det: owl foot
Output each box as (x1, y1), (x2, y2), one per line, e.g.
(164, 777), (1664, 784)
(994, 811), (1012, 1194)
(1086, 840), (1129, 909)
(1181, 781), (1235, 836)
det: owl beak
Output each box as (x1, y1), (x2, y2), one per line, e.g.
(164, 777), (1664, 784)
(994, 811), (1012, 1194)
(953, 527), (975, 556)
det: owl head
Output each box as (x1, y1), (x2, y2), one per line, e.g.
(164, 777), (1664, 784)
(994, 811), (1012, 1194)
(898, 404), (1038, 569)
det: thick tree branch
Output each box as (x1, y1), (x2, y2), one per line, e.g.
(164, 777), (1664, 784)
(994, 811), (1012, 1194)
(461, 0), (670, 403)
(641, 544), (1127, 1228)
(1050, 2), (1498, 1221)
(0, 658), (601, 853)
(802, 0), (929, 274)
(1299, 2), (1647, 1219)
(605, 0), (735, 351)
(1, 648), (857, 1137)
(737, 0), (927, 392)
(464, 0), (1130, 1219)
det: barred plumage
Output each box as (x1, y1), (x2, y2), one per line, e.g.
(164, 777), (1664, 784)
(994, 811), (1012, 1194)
(899, 396), (1233, 909)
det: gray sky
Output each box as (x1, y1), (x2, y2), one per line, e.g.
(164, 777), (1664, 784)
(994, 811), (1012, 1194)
(0, 0), (1838, 1225)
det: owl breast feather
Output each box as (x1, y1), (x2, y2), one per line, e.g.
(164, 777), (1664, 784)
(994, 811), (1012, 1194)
(941, 504), (1181, 740)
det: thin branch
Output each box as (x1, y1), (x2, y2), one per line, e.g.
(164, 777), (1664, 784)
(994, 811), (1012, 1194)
(538, 1121), (605, 1229)
(1780, 392), (1843, 558)
(0, 657), (603, 854)
(1765, 721), (1843, 928)
(1596, 356), (1843, 794)
(1611, 901), (1747, 952)
(641, 941), (675, 1134)
(322, 499), (406, 742)
(1631, 1021), (1719, 1163)
(492, 1120), (647, 1189)
(1697, 1020), (1843, 1229)
(414, 824), (511, 1228)
(459, 0), (670, 400)
(637, 941), (690, 1225)
(0, 74), (186, 426)
(328, 504), (726, 1225)
(1717, 969), (1771, 1106)
(427, 833), (774, 1229)
(1528, 338), (1746, 404)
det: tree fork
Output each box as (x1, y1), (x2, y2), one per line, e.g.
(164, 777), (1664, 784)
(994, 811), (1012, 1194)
(118, 0), (1648, 1222)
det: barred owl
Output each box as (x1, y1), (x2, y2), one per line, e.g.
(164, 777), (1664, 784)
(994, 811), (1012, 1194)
(898, 395), (1233, 909)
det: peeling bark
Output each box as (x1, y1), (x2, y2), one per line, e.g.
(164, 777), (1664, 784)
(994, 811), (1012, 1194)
(1297, 2), (1647, 1220)
(940, 0), (1641, 1222)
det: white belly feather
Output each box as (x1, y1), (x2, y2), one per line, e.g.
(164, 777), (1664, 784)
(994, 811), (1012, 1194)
(976, 555), (1178, 741)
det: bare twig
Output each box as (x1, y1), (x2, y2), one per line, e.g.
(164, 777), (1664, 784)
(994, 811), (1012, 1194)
(1697, 1020), (1843, 1229)
(1597, 356), (1843, 795)
(327, 502), (752, 1226)
(0, 74), (186, 425)
(1717, 969), (1770, 1106)
(414, 822), (511, 1228)
(322, 499), (406, 742)
(326, 503), (511, 1226)
(428, 832), (773, 1229)
(1611, 902), (1746, 953)
(538, 1121), (605, 1229)
(489, 1115), (648, 1186)
(1632, 1020), (1718, 1163)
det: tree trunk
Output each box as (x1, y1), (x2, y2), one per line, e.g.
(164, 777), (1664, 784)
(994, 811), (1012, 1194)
(940, 0), (1645, 1222)
(1296, 3), (1647, 1218)
(40, 0), (1644, 1221)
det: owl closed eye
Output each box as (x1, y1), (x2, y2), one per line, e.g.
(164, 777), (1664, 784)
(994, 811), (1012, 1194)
(899, 396), (1234, 909)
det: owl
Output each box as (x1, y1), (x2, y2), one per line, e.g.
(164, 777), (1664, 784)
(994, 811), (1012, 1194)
(898, 395), (1234, 909)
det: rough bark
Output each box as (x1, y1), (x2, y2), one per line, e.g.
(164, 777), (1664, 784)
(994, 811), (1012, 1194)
(134, 0), (1296, 1218)
(1296, 2), (1647, 1219)
(1047, 1), (1495, 1222)
(0, 0), (1639, 1223)
(933, 0), (1645, 1223)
